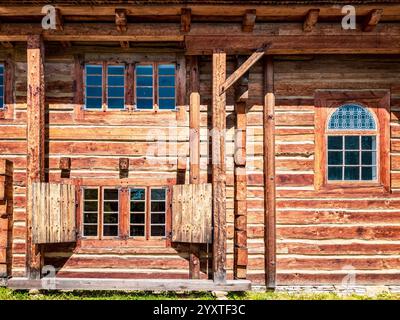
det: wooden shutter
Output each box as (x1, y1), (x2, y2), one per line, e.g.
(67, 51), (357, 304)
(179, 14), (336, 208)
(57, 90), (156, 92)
(32, 182), (76, 244)
(172, 183), (212, 244)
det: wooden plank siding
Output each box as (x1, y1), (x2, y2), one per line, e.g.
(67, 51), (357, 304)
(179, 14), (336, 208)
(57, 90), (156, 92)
(1, 45), (400, 284)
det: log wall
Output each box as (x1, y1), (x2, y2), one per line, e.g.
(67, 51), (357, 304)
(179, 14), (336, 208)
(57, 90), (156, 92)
(1, 45), (399, 285)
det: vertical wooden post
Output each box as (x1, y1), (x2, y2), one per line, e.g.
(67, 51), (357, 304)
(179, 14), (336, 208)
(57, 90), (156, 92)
(0, 160), (13, 278)
(188, 56), (201, 279)
(212, 50), (227, 284)
(234, 56), (248, 280)
(264, 56), (276, 288)
(26, 34), (45, 280)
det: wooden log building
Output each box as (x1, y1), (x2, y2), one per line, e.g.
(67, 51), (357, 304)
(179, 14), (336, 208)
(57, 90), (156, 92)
(0, 0), (400, 291)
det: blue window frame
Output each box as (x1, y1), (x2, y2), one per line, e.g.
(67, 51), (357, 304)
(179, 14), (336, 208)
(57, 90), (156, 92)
(85, 63), (125, 110)
(107, 65), (125, 109)
(136, 65), (154, 110)
(327, 104), (378, 182)
(0, 64), (5, 109)
(136, 63), (176, 110)
(158, 64), (176, 110)
(85, 64), (103, 109)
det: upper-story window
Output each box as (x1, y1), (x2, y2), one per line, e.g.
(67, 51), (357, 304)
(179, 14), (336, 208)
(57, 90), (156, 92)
(85, 63), (125, 110)
(0, 64), (4, 109)
(84, 62), (176, 111)
(136, 63), (176, 110)
(327, 104), (377, 181)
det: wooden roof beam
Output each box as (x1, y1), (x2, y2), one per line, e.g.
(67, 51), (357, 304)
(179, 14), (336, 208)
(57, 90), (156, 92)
(303, 9), (320, 32)
(242, 9), (256, 32)
(220, 46), (266, 95)
(363, 9), (383, 32)
(181, 8), (191, 33)
(115, 8), (127, 32)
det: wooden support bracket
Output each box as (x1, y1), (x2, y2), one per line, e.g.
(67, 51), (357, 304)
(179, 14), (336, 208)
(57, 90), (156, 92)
(219, 46), (266, 95)
(181, 8), (191, 33)
(115, 9), (128, 32)
(363, 9), (383, 32)
(242, 9), (256, 32)
(303, 9), (320, 32)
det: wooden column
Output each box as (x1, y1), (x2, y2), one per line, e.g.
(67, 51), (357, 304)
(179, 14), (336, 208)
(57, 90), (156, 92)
(264, 56), (276, 288)
(234, 56), (248, 279)
(0, 160), (13, 278)
(212, 50), (227, 284)
(26, 34), (45, 280)
(188, 55), (201, 279)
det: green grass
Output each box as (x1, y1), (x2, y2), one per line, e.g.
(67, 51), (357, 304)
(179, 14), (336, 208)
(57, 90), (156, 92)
(1, 287), (400, 300)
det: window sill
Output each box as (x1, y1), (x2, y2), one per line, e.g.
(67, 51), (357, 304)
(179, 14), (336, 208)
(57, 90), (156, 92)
(317, 182), (390, 195)
(78, 238), (168, 248)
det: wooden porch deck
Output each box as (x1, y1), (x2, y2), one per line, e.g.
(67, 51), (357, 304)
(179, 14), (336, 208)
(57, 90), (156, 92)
(7, 278), (252, 292)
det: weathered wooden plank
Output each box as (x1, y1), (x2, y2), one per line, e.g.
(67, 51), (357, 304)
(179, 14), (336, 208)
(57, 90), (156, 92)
(8, 278), (251, 291)
(303, 9), (320, 32)
(212, 50), (227, 284)
(264, 57), (276, 288)
(172, 184), (212, 244)
(26, 34), (45, 280)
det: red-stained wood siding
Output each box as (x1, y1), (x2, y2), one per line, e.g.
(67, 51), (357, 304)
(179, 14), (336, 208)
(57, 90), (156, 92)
(1, 47), (400, 285)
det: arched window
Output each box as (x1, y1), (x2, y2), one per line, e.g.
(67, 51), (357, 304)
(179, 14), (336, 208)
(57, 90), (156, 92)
(327, 104), (377, 181)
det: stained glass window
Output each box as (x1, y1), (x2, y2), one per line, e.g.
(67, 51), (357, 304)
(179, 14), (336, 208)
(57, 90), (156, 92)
(328, 104), (376, 130)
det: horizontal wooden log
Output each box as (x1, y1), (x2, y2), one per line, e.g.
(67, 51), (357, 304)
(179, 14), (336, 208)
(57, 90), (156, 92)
(277, 226), (400, 240)
(277, 242), (400, 255)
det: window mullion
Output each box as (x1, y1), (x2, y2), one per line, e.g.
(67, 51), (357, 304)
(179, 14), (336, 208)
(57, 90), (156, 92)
(102, 61), (107, 111)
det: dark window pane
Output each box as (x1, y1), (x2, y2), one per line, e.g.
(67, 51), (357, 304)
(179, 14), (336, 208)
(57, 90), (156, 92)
(108, 65), (124, 75)
(136, 76), (153, 86)
(159, 99), (176, 110)
(131, 201), (145, 212)
(151, 225), (165, 237)
(131, 225), (145, 237)
(86, 65), (102, 75)
(328, 136), (343, 150)
(84, 189), (98, 200)
(104, 189), (119, 200)
(345, 151), (360, 165)
(86, 75), (102, 86)
(108, 98), (125, 109)
(328, 151), (343, 165)
(345, 136), (359, 150)
(361, 136), (376, 150)
(137, 87), (153, 98)
(137, 65), (153, 75)
(84, 213), (98, 224)
(104, 213), (118, 224)
(361, 167), (375, 180)
(0, 98), (3, 108)
(108, 87), (124, 98)
(158, 64), (175, 75)
(85, 98), (102, 109)
(86, 86), (102, 97)
(84, 201), (98, 212)
(151, 201), (165, 212)
(131, 213), (145, 224)
(131, 188), (145, 201)
(159, 76), (175, 86)
(103, 225), (118, 237)
(151, 213), (165, 224)
(0, 65), (4, 73)
(108, 76), (124, 86)
(0, 76), (4, 86)
(151, 189), (166, 200)
(137, 99), (153, 109)
(344, 167), (360, 180)
(328, 166), (342, 180)
(84, 225), (97, 237)
(104, 201), (119, 212)
(362, 151), (376, 165)
(159, 87), (175, 98)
